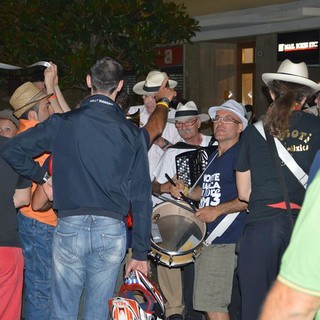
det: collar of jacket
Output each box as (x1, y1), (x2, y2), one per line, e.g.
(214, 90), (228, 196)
(81, 94), (125, 116)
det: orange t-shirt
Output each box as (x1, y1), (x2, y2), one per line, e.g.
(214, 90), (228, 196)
(17, 119), (57, 227)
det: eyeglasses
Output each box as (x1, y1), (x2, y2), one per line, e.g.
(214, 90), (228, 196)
(212, 115), (241, 124)
(175, 118), (198, 128)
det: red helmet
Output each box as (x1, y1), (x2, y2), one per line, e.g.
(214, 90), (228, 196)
(109, 270), (165, 320)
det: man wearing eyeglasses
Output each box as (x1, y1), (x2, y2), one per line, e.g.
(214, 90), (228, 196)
(152, 100), (214, 320)
(169, 99), (248, 320)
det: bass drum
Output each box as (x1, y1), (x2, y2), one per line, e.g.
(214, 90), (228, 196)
(149, 202), (206, 268)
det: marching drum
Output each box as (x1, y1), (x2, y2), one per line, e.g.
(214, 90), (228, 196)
(149, 202), (206, 268)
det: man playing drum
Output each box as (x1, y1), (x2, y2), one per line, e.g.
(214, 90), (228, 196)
(169, 100), (248, 320)
(152, 100), (213, 320)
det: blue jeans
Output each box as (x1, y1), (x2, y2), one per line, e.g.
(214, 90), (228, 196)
(51, 215), (126, 320)
(18, 211), (54, 320)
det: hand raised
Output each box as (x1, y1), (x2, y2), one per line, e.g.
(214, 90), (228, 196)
(155, 77), (176, 102)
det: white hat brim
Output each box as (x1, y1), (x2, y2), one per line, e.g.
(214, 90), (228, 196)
(167, 114), (210, 123)
(133, 79), (177, 96)
(262, 73), (320, 92)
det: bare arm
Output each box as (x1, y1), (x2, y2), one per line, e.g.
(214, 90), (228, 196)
(44, 62), (71, 113)
(13, 187), (31, 208)
(32, 176), (53, 211)
(54, 82), (71, 112)
(144, 77), (175, 146)
(32, 184), (53, 211)
(236, 170), (251, 203)
(152, 179), (171, 195)
(260, 280), (320, 320)
(196, 197), (247, 223)
(145, 105), (169, 146)
(168, 179), (202, 201)
(44, 63), (65, 114)
(189, 185), (202, 201)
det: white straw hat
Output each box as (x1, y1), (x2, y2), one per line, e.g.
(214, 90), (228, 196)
(168, 101), (209, 123)
(262, 59), (320, 92)
(133, 71), (177, 96)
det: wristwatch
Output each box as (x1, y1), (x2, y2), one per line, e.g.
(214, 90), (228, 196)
(41, 172), (51, 184)
(162, 138), (170, 149)
(157, 97), (171, 104)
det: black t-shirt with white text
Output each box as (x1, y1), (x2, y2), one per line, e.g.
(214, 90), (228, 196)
(236, 111), (320, 222)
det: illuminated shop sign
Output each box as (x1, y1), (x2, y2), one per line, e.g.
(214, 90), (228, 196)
(278, 42), (318, 52)
(277, 30), (320, 65)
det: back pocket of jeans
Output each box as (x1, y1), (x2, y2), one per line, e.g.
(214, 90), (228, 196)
(53, 231), (78, 264)
(100, 233), (126, 263)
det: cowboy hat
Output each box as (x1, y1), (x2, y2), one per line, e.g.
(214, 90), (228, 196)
(0, 108), (19, 127)
(133, 71), (177, 96)
(10, 82), (52, 118)
(262, 59), (320, 92)
(167, 101), (210, 123)
(208, 99), (248, 130)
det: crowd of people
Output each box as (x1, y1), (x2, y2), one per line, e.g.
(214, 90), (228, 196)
(0, 57), (320, 320)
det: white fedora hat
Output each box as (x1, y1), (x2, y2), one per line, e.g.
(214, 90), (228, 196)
(208, 99), (248, 130)
(167, 101), (210, 123)
(262, 59), (320, 92)
(133, 71), (177, 96)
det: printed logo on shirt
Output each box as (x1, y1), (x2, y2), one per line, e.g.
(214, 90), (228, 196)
(285, 130), (312, 152)
(89, 98), (113, 105)
(199, 173), (221, 208)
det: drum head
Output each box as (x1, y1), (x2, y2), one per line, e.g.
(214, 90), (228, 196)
(151, 202), (206, 256)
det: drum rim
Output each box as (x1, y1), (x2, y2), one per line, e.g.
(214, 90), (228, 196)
(150, 237), (205, 256)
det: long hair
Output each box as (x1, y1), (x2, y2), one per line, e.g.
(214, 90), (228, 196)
(263, 80), (313, 139)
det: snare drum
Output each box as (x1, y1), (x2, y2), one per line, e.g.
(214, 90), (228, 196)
(149, 202), (206, 267)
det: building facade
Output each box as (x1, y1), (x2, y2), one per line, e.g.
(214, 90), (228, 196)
(166, 0), (320, 117)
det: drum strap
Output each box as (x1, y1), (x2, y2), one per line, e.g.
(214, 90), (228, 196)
(203, 212), (240, 246)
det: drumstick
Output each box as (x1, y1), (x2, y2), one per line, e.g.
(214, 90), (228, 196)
(165, 173), (196, 212)
(152, 192), (196, 214)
